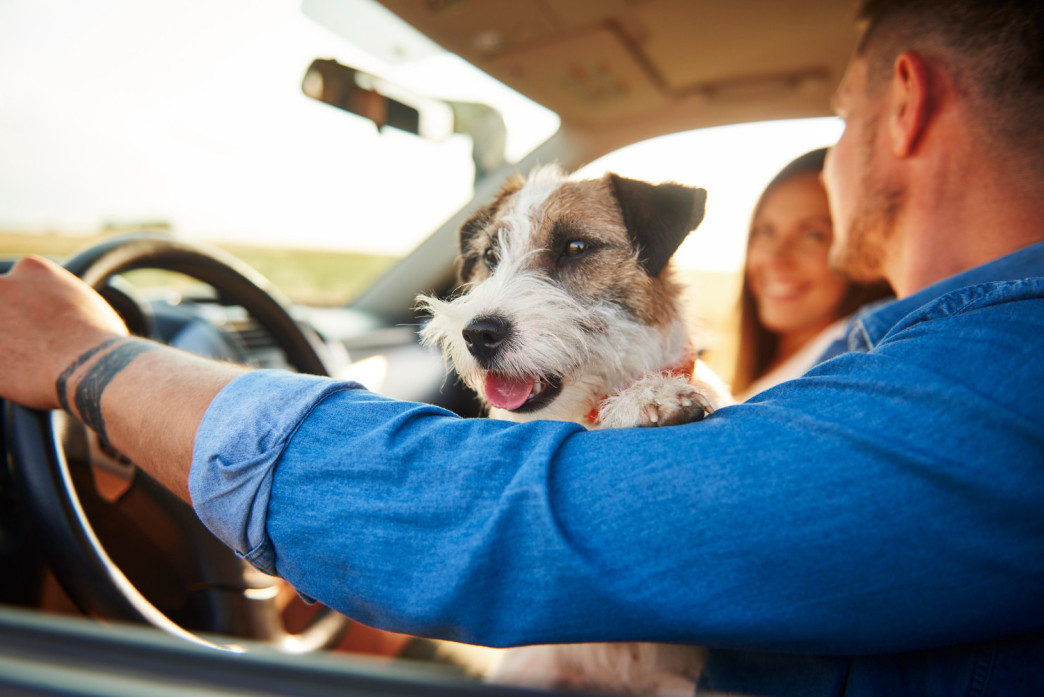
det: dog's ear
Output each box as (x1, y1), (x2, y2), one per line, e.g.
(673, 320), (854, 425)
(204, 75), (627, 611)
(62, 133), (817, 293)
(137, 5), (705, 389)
(458, 204), (493, 282)
(460, 174), (526, 253)
(459, 204), (495, 255)
(457, 174), (525, 281)
(608, 174), (707, 277)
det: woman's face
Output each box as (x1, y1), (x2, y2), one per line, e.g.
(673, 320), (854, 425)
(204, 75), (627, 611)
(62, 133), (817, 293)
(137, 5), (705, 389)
(746, 172), (849, 338)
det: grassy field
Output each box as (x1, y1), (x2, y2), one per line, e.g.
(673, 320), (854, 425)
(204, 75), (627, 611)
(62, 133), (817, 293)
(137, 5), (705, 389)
(0, 230), (397, 306)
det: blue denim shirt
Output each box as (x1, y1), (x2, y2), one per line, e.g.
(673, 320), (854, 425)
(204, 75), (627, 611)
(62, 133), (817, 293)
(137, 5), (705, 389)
(191, 242), (1044, 696)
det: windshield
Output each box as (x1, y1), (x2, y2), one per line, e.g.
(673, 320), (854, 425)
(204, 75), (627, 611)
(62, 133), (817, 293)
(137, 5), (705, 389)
(0, 0), (559, 304)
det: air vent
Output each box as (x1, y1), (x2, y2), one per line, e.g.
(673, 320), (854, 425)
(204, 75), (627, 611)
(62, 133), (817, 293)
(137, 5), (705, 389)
(232, 321), (276, 351)
(227, 319), (289, 369)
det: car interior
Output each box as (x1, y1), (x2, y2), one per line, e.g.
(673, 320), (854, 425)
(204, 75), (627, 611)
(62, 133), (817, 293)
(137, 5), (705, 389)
(0, 0), (858, 694)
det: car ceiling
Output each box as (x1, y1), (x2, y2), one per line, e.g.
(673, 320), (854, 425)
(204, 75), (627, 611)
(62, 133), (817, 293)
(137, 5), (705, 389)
(379, 0), (860, 146)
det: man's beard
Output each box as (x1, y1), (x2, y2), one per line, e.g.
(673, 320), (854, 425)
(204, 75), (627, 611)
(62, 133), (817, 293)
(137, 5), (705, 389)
(830, 118), (902, 283)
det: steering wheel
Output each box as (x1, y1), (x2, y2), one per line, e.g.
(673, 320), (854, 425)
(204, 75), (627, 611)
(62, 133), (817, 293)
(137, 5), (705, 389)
(4, 233), (350, 652)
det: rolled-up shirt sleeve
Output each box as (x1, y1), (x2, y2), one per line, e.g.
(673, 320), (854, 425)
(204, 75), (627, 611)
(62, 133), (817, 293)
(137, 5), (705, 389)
(189, 370), (364, 575)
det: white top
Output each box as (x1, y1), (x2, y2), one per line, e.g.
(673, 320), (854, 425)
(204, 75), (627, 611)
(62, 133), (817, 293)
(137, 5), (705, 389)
(738, 317), (849, 401)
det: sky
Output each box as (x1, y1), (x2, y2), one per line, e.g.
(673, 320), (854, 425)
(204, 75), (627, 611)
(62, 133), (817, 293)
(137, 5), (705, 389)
(0, 0), (843, 272)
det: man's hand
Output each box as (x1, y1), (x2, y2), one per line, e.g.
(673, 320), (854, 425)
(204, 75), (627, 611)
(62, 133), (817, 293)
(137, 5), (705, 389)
(0, 254), (246, 502)
(0, 255), (128, 410)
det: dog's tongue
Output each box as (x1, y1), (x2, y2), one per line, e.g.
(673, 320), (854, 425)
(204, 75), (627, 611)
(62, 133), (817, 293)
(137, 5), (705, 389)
(485, 373), (534, 411)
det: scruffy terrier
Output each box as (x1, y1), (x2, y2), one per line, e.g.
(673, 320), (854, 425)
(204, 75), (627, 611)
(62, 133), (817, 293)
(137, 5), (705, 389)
(417, 165), (730, 695)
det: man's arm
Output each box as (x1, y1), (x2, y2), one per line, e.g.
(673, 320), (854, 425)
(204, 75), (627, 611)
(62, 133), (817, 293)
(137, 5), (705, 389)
(0, 256), (245, 500)
(6, 255), (1044, 655)
(190, 283), (1044, 653)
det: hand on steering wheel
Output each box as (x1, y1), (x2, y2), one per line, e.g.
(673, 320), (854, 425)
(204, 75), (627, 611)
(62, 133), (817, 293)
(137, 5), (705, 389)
(4, 233), (350, 652)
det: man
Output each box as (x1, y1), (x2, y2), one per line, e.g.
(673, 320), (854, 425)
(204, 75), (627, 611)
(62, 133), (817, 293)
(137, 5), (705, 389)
(1, 0), (1042, 694)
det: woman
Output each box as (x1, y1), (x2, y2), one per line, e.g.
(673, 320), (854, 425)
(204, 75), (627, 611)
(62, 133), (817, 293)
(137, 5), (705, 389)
(733, 148), (891, 400)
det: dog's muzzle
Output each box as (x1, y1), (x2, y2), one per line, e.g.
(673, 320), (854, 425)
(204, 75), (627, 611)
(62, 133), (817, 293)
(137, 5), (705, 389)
(461, 315), (565, 413)
(462, 315), (512, 366)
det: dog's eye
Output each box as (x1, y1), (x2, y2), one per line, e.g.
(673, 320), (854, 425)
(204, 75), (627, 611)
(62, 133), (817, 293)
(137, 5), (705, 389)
(484, 247), (499, 269)
(562, 240), (590, 258)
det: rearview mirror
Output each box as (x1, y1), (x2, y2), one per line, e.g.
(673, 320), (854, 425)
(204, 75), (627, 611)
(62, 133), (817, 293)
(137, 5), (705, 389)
(302, 59), (422, 135)
(302, 58), (507, 181)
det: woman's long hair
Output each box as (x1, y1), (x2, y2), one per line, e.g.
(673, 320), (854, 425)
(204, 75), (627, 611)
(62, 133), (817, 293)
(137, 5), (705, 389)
(732, 148), (892, 395)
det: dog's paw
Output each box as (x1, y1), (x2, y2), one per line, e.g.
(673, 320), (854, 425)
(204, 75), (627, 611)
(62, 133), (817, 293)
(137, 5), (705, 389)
(598, 374), (716, 429)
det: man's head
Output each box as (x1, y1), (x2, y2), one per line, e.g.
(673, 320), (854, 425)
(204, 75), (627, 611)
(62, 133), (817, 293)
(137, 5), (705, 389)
(824, 0), (1044, 284)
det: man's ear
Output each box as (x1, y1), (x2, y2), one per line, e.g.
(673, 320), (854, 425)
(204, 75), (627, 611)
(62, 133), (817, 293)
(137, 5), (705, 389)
(608, 174), (707, 277)
(889, 51), (930, 158)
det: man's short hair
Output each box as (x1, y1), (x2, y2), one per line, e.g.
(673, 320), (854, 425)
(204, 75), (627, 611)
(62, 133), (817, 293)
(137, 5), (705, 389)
(856, 0), (1044, 174)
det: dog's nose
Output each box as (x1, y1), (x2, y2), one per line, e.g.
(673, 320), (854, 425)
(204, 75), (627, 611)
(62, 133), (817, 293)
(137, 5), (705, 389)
(462, 316), (512, 364)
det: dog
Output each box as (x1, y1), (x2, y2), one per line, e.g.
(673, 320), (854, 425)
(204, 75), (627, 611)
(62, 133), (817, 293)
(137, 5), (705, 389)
(417, 165), (731, 695)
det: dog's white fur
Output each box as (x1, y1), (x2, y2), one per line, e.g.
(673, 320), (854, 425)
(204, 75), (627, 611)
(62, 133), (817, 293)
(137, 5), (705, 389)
(417, 166), (731, 695)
